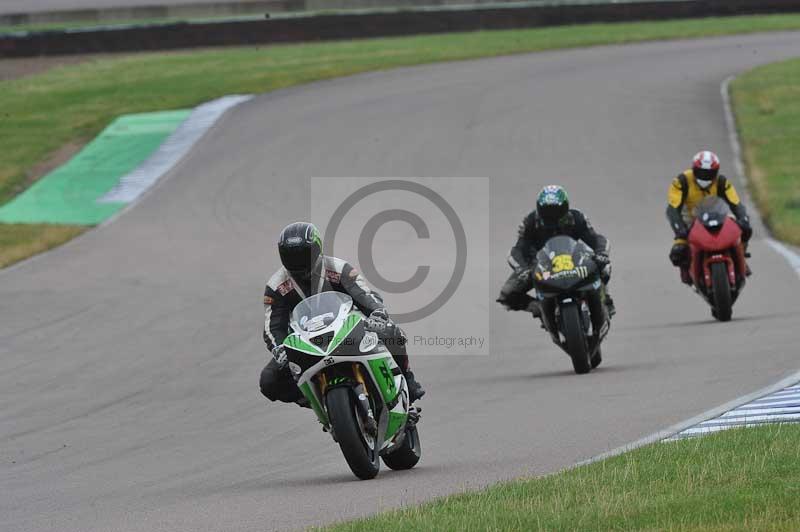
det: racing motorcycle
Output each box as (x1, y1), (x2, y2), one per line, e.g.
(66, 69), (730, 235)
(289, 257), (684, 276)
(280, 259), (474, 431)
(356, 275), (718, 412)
(686, 196), (749, 322)
(283, 292), (421, 480)
(531, 236), (610, 374)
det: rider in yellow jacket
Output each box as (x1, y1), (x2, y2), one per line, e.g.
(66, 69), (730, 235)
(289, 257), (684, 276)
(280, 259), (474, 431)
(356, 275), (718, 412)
(666, 150), (752, 282)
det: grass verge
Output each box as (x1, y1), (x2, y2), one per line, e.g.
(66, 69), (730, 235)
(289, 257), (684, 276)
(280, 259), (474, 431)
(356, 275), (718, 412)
(3, 14), (800, 267)
(327, 424), (800, 531)
(0, 224), (84, 268)
(731, 59), (800, 246)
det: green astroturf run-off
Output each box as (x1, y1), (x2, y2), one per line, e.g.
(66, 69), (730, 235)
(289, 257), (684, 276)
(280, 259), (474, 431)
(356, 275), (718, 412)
(0, 110), (190, 225)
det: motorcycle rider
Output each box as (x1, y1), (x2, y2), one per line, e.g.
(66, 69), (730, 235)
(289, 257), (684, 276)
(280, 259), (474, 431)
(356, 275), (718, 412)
(666, 150), (752, 283)
(497, 185), (615, 317)
(260, 222), (425, 407)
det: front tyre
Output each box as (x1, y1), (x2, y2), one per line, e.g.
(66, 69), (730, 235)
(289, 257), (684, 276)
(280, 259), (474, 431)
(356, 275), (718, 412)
(591, 346), (603, 369)
(327, 387), (380, 480)
(382, 425), (421, 471)
(710, 262), (733, 322)
(562, 303), (591, 374)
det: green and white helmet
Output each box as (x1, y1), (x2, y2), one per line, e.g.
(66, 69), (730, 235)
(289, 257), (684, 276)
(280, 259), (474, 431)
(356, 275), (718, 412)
(536, 185), (570, 224)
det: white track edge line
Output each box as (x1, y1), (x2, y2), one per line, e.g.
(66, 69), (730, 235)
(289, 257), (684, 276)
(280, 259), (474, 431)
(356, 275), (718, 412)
(573, 74), (800, 467)
(0, 95), (254, 277)
(721, 75), (800, 279)
(573, 369), (800, 468)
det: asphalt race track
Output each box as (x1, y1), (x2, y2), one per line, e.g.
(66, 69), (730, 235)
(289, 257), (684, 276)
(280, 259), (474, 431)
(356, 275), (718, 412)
(2, 32), (800, 532)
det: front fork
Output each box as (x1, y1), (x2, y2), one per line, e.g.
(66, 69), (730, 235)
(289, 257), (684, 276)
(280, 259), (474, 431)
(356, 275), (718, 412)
(541, 292), (607, 348)
(352, 364), (378, 437)
(703, 255), (736, 288)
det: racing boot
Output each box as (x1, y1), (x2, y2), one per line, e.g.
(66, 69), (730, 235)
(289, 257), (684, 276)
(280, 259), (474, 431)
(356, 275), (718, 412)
(604, 292), (617, 319)
(496, 292), (535, 312)
(404, 370), (425, 403)
(526, 300), (542, 318)
(680, 266), (692, 285)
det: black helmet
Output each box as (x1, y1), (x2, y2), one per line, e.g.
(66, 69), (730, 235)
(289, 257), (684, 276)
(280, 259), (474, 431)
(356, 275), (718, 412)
(536, 185), (570, 225)
(278, 222), (323, 282)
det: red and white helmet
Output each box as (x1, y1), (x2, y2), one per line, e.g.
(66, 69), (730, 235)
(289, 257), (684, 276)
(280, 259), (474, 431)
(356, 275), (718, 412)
(692, 150), (720, 188)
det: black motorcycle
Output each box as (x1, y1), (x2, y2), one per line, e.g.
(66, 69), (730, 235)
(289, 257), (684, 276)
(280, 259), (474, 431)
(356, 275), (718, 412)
(531, 236), (610, 374)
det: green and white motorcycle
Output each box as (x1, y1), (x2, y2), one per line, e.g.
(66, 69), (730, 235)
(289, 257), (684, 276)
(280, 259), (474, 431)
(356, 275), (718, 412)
(283, 292), (421, 480)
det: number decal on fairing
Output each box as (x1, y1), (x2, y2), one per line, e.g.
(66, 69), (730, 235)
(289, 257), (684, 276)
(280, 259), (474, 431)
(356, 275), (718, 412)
(552, 254), (575, 273)
(379, 364), (395, 395)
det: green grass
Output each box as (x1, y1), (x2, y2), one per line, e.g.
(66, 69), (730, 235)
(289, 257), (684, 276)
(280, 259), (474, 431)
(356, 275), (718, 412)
(327, 424), (800, 531)
(732, 59), (800, 246)
(0, 15), (267, 35)
(0, 224), (84, 268)
(3, 14), (800, 267)
(0, 19), (179, 35)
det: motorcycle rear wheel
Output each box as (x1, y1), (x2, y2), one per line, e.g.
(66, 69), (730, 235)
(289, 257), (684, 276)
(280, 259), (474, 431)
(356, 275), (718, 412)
(711, 262), (733, 322)
(381, 425), (421, 470)
(327, 387), (380, 480)
(562, 303), (591, 374)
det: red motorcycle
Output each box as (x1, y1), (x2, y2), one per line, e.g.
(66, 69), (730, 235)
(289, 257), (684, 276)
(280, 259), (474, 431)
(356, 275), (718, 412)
(686, 197), (749, 321)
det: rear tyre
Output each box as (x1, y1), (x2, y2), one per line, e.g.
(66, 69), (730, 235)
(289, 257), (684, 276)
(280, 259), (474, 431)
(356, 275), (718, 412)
(381, 425), (421, 471)
(327, 387), (380, 480)
(562, 303), (591, 374)
(710, 262), (733, 322)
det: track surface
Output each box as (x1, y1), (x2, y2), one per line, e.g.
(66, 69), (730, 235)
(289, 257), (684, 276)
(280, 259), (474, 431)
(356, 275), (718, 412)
(2, 33), (800, 532)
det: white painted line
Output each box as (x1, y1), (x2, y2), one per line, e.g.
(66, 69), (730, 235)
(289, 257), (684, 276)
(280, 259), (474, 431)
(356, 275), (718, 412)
(741, 398), (800, 408)
(720, 75), (800, 281)
(99, 95), (253, 204)
(721, 76), (747, 185)
(576, 77), (800, 455)
(766, 238), (800, 279)
(700, 413), (800, 425)
(748, 391), (800, 400)
(0, 94), (254, 277)
(667, 383), (800, 440)
(756, 387), (800, 394)
(720, 407), (800, 417)
(759, 390), (800, 401)
(575, 369), (800, 465)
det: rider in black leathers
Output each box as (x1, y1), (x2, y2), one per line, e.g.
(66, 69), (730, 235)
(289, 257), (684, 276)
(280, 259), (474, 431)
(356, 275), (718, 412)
(497, 185), (615, 316)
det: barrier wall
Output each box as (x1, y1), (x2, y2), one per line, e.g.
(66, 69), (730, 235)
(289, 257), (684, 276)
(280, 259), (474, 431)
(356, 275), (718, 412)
(2, 0), (800, 58)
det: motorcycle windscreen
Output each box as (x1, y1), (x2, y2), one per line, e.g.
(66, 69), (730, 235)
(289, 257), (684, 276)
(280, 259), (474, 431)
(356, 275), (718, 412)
(694, 196), (732, 232)
(290, 292), (353, 334)
(534, 235), (598, 292)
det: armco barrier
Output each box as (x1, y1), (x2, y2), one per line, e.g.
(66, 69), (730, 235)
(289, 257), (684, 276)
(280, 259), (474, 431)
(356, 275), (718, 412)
(2, 0), (800, 58)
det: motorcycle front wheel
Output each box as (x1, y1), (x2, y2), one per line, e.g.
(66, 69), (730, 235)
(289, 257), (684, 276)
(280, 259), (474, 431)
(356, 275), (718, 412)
(562, 303), (591, 374)
(711, 262), (733, 322)
(327, 387), (380, 480)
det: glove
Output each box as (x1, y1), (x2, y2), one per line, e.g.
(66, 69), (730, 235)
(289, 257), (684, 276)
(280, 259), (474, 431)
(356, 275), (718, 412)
(669, 242), (689, 267)
(737, 218), (753, 243)
(365, 308), (393, 334)
(594, 253), (611, 282)
(515, 265), (533, 282)
(271, 345), (287, 368)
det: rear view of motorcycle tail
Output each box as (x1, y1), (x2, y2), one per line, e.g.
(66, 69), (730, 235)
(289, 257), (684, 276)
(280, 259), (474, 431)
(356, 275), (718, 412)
(532, 236), (611, 374)
(283, 292), (421, 480)
(685, 197), (750, 321)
